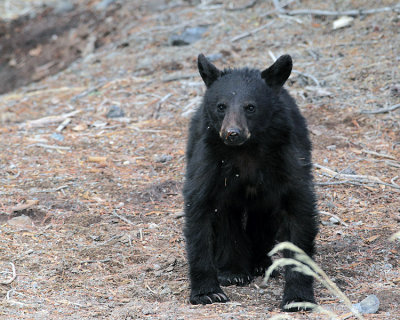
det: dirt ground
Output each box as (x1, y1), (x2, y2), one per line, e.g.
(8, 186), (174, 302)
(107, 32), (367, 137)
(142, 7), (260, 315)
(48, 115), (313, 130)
(1, 0), (400, 319)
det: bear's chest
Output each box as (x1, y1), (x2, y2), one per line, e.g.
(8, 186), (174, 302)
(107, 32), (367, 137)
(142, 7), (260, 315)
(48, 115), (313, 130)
(220, 155), (263, 197)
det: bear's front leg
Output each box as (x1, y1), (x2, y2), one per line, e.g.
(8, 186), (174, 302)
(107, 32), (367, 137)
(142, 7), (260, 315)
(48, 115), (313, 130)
(184, 210), (229, 304)
(213, 209), (253, 287)
(281, 188), (319, 311)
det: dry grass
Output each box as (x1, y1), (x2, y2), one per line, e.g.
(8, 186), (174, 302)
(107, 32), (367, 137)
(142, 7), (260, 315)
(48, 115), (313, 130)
(265, 242), (364, 320)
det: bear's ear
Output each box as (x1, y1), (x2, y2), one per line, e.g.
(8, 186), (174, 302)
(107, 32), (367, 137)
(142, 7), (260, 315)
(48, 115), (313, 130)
(261, 55), (292, 92)
(198, 54), (221, 87)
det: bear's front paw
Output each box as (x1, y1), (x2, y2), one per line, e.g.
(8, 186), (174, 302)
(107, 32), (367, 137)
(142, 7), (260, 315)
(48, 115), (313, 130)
(281, 296), (316, 312)
(190, 287), (229, 305)
(218, 272), (253, 287)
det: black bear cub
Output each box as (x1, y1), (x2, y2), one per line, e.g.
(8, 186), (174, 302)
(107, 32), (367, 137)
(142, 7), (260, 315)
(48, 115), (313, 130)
(183, 54), (319, 311)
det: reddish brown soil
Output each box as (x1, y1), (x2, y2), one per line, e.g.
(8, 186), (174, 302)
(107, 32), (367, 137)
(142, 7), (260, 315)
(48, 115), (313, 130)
(0, 1), (399, 319)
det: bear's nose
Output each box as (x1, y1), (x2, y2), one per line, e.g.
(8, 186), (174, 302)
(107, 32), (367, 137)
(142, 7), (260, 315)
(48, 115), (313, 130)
(226, 128), (240, 142)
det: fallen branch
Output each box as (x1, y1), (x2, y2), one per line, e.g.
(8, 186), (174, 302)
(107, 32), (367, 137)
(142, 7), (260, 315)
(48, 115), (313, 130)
(261, 0), (295, 17)
(9, 200), (39, 213)
(226, 0), (258, 11)
(21, 110), (81, 129)
(319, 211), (349, 227)
(34, 185), (70, 193)
(292, 70), (321, 87)
(231, 21), (274, 42)
(162, 73), (197, 82)
(29, 143), (71, 151)
(71, 81), (107, 101)
(80, 258), (111, 264)
(360, 103), (400, 114)
(1, 87), (85, 103)
(276, 3), (400, 17)
(315, 163), (400, 191)
(153, 93), (173, 119)
(391, 176), (400, 188)
(56, 118), (72, 132)
(112, 210), (135, 226)
(390, 231), (400, 241)
(362, 149), (396, 160)
(1, 262), (16, 285)
(316, 180), (355, 186)
(315, 163), (383, 183)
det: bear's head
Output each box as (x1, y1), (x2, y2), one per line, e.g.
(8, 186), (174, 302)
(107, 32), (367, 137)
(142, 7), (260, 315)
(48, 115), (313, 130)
(198, 54), (292, 146)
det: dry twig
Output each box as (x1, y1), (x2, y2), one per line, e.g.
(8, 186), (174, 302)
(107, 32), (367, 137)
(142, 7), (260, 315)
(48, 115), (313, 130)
(315, 163), (400, 192)
(273, 2), (400, 17)
(1, 262), (16, 285)
(362, 149), (396, 160)
(319, 211), (349, 227)
(112, 210), (135, 226)
(360, 103), (400, 114)
(231, 21), (274, 42)
(226, 0), (258, 11)
(21, 110), (81, 129)
(29, 143), (71, 150)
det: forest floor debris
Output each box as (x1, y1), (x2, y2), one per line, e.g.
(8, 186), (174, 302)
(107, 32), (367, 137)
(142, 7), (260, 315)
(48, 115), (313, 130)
(1, 0), (400, 319)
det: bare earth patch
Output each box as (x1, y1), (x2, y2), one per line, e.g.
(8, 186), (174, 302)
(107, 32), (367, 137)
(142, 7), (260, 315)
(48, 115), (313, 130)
(1, 0), (399, 319)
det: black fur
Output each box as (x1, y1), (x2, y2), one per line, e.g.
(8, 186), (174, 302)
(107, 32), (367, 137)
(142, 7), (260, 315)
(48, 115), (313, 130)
(183, 54), (319, 311)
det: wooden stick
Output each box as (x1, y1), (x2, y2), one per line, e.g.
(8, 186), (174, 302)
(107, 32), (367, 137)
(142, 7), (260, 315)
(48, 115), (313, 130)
(360, 103), (400, 114)
(21, 110), (81, 128)
(319, 211), (349, 227)
(1, 262), (16, 285)
(30, 143), (71, 150)
(362, 149), (396, 160)
(315, 164), (400, 191)
(227, 0), (258, 11)
(280, 4), (400, 17)
(112, 210), (135, 226)
(231, 21), (274, 42)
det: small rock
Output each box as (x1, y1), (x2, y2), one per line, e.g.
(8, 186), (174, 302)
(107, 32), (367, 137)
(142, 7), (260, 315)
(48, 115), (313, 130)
(326, 145), (336, 151)
(160, 285), (171, 295)
(153, 264), (161, 271)
(154, 154), (173, 163)
(0, 112), (17, 123)
(206, 53), (223, 61)
(342, 168), (357, 175)
(7, 215), (33, 229)
(390, 84), (400, 97)
(51, 132), (64, 142)
(90, 235), (102, 241)
(106, 105), (125, 118)
(148, 223), (159, 229)
(53, 2), (74, 14)
(333, 16), (354, 30)
(329, 217), (340, 225)
(96, 0), (117, 10)
(142, 307), (156, 315)
(170, 26), (208, 46)
(115, 202), (125, 208)
(72, 123), (88, 131)
(352, 294), (380, 314)
(165, 265), (174, 272)
(91, 120), (108, 128)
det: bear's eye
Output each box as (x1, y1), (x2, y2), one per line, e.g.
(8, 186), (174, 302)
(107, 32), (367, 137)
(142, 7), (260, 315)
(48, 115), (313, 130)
(244, 104), (256, 113)
(217, 103), (226, 112)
